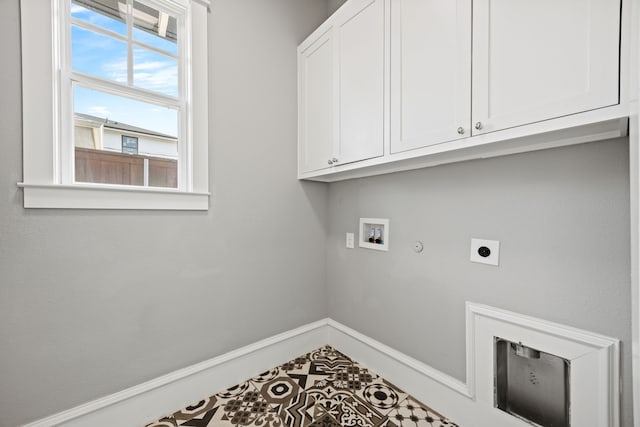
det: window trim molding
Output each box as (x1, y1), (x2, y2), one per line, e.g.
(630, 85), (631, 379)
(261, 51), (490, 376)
(17, 183), (209, 210)
(19, 0), (210, 210)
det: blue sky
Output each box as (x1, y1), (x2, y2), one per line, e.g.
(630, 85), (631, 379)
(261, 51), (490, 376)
(71, 3), (179, 137)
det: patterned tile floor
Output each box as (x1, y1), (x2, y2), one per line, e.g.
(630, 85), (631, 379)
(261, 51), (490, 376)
(145, 345), (459, 427)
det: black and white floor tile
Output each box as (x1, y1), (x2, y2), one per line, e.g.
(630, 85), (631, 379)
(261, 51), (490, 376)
(145, 346), (459, 427)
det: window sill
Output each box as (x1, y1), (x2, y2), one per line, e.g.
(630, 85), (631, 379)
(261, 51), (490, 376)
(17, 183), (210, 210)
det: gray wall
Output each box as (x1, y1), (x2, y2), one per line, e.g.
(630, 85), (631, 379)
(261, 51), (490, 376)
(1, 1), (634, 426)
(0, 1), (329, 426)
(328, 0), (347, 15)
(326, 138), (632, 425)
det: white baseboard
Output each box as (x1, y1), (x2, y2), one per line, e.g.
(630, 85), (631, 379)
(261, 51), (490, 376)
(22, 319), (329, 427)
(24, 318), (476, 427)
(326, 319), (481, 427)
(23, 309), (620, 427)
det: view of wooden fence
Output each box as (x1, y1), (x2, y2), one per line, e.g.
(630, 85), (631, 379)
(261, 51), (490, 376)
(75, 147), (177, 188)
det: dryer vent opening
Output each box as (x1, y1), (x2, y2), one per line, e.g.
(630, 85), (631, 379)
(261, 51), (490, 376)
(495, 337), (570, 427)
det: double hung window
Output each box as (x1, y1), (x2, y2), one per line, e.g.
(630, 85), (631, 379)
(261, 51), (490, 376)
(19, 0), (209, 209)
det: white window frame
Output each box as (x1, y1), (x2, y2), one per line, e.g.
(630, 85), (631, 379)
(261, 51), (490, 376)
(19, 0), (210, 210)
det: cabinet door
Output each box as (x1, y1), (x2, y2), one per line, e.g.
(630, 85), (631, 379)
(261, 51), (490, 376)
(334, 0), (385, 165)
(472, 0), (620, 135)
(390, 0), (471, 154)
(298, 28), (335, 174)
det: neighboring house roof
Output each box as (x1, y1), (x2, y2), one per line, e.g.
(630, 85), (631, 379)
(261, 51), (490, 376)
(74, 112), (177, 140)
(73, 0), (177, 42)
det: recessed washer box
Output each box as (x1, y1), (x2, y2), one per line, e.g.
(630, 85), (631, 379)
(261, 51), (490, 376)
(359, 218), (389, 251)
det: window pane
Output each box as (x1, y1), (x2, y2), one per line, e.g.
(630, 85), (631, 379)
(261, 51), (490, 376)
(133, 27), (178, 56)
(74, 86), (178, 188)
(133, 1), (178, 55)
(122, 136), (139, 154)
(72, 25), (127, 83)
(71, 0), (127, 36)
(134, 47), (178, 97)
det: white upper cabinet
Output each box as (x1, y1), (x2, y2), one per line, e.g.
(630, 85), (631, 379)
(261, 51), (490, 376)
(298, 0), (385, 175)
(298, 28), (335, 173)
(471, 0), (621, 135)
(334, 0), (385, 165)
(298, 0), (627, 181)
(390, 0), (472, 154)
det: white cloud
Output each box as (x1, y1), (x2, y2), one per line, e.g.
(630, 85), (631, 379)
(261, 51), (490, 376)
(72, 5), (126, 29)
(101, 58), (177, 95)
(134, 61), (168, 71)
(70, 5), (87, 14)
(103, 59), (128, 83)
(88, 106), (111, 116)
(134, 62), (178, 96)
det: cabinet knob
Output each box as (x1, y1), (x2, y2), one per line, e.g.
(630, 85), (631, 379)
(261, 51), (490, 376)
(332, 158), (339, 163)
(457, 127), (465, 135)
(327, 159), (333, 165)
(475, 122), (483, 130)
